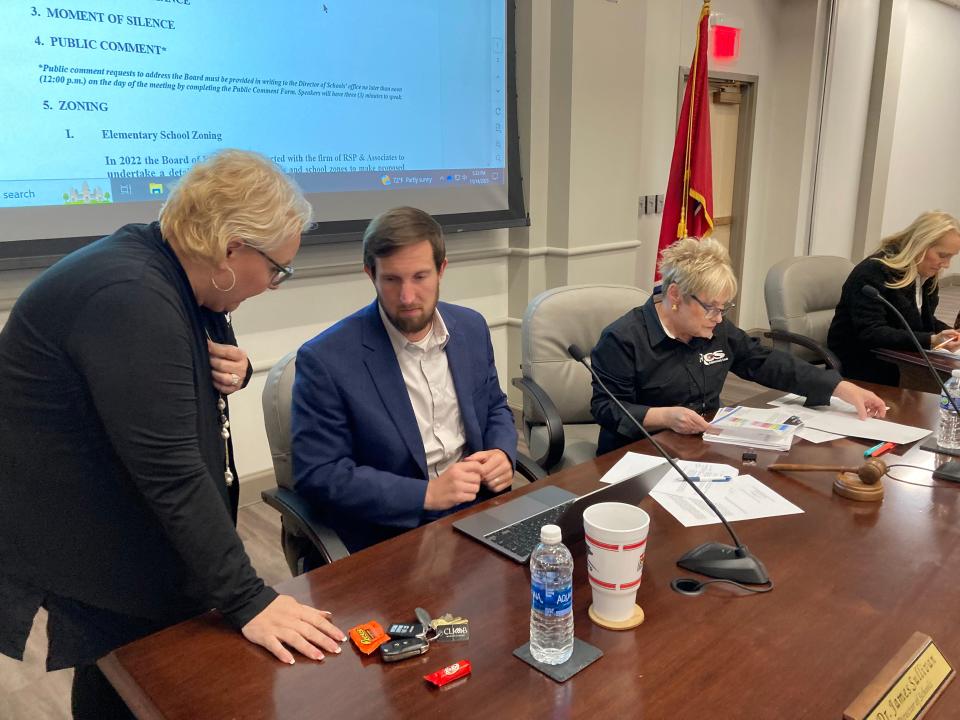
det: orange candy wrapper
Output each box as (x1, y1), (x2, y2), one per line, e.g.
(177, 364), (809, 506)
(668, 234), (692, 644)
(424, 659), (472, 687)
(348, 621), (390, 655)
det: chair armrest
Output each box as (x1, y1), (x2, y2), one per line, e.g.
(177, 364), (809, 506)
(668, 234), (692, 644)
(260, 487), (350, 565)
(511, 376), (565, 471)
(515, 451), (547, 483)
(764, 330), (842, 373)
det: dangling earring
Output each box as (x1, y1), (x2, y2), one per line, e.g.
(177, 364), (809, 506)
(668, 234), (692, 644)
(212, 267), (236, 292)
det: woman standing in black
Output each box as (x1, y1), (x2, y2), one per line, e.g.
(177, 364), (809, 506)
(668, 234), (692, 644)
(828, 211), (960, 385)
(0, 150), (345, 718)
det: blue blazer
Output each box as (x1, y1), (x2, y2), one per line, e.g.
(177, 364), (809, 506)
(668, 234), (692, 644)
(291, 300), (517, 553)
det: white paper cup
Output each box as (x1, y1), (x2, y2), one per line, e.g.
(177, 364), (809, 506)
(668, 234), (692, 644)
(582, 502), (650, 622)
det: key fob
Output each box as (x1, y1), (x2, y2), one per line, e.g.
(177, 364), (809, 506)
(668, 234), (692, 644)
(386, 622), (424, 639)
(380, 636), (430, 663)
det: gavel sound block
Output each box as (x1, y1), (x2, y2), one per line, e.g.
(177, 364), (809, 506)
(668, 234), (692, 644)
(767, 460), (886, 502)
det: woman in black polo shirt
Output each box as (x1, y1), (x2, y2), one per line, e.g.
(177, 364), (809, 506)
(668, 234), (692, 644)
(827, 210), (960, 385)
(590, 238), (886, 454)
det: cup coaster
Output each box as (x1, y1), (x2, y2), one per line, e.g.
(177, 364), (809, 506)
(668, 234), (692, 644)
(919, 438), (960, 458)
(513, 638), (603, 682)
(588, 604), (644, 630)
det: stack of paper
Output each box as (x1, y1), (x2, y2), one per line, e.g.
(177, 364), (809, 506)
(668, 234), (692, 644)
(769, 394), (931, 444)
(703, 406), (800, 451)
(599, 453), (805, 527)
(650, 467), (805, 527)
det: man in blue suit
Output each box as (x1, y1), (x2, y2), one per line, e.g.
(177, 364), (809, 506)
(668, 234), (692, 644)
(292, 207), (517, 554)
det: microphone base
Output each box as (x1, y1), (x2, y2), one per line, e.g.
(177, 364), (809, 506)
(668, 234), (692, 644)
(677, 542), (770, 585)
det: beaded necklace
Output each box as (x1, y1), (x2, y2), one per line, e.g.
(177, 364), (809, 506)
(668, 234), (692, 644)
(217, 393), (234, 487)
(205, 326), (234, 487)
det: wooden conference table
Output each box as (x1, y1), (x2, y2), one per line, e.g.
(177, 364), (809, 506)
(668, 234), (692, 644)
(874, 347), (960, 393)
(101, 384), (960, 719)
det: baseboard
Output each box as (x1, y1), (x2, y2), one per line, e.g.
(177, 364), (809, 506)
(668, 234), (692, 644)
(239, 468), (276, 508)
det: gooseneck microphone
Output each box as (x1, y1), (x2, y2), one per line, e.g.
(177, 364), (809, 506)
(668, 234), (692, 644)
(860, 285), (960, 482)
(568, 343), (769, 585)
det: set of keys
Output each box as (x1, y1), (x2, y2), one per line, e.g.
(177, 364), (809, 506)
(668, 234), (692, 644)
(379, 608), (470, 662)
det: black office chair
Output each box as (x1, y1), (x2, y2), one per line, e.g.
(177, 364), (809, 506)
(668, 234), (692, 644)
(261, 351), (546, 576)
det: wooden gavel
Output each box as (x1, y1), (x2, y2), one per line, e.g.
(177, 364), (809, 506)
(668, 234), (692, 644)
(768, 459), (887, 485)
(767, 459), (887, 502)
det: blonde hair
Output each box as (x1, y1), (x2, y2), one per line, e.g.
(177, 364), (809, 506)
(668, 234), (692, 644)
(875, 210), (960, 290)
(160, 149), (313, 265)
(659, 237), (738, 300)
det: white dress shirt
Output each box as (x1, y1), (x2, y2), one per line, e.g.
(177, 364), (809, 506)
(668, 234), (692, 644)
(379, 304), (466, 478)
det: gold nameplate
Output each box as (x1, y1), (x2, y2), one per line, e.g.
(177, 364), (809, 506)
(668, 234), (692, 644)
(844, 632), (955, 720)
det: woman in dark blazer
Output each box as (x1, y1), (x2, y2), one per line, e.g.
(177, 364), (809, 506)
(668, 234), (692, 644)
(828, 210), (960, 385)
(0, 150), (345, 718)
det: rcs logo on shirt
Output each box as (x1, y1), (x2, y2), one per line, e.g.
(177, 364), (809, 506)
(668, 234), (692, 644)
(699, 350), (728, 366)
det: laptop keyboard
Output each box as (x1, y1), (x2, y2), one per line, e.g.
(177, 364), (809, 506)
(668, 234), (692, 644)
(483, 499), (575, 558)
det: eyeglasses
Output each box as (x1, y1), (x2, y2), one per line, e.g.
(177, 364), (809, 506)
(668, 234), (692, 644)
(246, 245), (295, 287)
(691, 294), (735, 319)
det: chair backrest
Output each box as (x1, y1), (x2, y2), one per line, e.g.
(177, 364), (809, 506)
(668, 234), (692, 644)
(521, 284), (650, 424)
(764, 255), (853, 361)
(261, 350), (298, 491)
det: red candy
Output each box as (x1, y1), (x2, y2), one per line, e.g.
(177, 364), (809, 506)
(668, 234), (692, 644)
(423, 659), (472, 687)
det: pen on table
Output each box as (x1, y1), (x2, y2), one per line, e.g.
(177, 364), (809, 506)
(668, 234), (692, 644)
(689, 475), (734, 482)
(710, 407), (739, 424)
(864, 442), (884, 457)
(870, 442), (896, 458)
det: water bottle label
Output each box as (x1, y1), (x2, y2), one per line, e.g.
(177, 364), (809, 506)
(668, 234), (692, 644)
(531, 581), (572, 617)
(941, 393), (960, 413)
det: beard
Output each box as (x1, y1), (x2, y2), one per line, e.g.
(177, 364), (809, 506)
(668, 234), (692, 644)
(380, 290), (438, 337)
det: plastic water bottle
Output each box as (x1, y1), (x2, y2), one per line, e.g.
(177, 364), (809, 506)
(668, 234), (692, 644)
(938, 369), (960, 449)
(529, 524), (574, 665)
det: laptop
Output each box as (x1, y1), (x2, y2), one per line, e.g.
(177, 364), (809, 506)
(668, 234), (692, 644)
(453, 461), (670, 563)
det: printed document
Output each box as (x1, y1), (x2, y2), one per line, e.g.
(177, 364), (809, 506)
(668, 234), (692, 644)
(650, 472), (804, 528)
(768, 394), (930, 445)
(600, 453), (803, 528)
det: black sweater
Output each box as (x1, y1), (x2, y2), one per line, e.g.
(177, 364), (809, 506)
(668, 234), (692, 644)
(827, 255), (948, 385)
(0, 223), (274, 668)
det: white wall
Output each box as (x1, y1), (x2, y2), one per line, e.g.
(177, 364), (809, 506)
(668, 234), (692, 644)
(881, 0), (960, 235)
(808, 0), (880, 258)
(749, 0), (824, 322)
(8, 0), (952, 498)
(568, 1), (647, 253)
